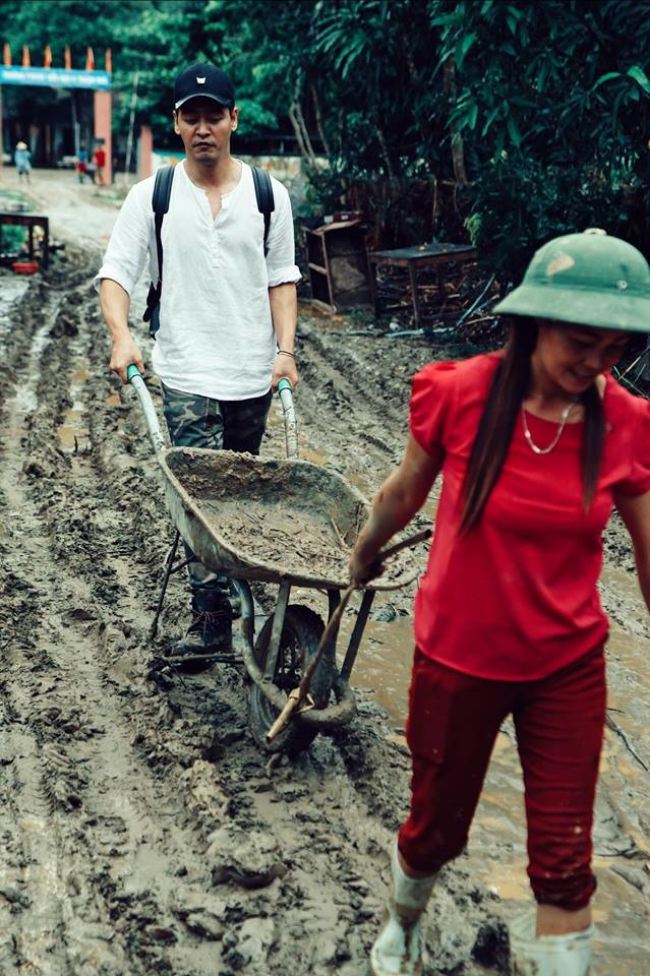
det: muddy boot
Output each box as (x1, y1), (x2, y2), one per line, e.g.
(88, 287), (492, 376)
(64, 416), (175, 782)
(509, 910), (593, 975)
(170, 586), (234, 673)
(370, 841), (438, 976)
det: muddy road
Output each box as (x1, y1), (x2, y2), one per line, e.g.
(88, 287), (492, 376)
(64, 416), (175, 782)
(0, 171), (647, 975)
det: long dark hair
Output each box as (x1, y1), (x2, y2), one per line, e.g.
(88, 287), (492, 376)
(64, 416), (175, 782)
(460, 318), (605, 532)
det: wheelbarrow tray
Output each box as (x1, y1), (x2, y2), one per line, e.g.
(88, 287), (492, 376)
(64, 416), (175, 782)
(159, 446), (419, 590)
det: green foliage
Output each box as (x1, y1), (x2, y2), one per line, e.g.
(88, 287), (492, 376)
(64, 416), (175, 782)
(3, 0), (650, 279)
(434, 0), (650, 276)
(0, 0), (145, 65)
(465, 155), (623, 284)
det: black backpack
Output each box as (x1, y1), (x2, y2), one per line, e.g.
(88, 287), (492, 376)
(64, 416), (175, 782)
(143, 164), (275, 338)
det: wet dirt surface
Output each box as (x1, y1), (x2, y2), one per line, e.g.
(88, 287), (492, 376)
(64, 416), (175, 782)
(0, 169), (647, 974)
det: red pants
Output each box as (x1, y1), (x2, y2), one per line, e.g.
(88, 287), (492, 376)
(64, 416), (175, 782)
(398, 647), (606, 910)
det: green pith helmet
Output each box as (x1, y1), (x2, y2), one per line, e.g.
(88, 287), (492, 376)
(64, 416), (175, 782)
(493, 229), (650, 333)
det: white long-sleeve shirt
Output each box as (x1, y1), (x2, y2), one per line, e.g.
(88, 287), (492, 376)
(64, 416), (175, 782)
(96, 160), (301, 400)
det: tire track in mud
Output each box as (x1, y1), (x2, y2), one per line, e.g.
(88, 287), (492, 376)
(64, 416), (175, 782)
(0, 266), (238, 973)
(0, 274), (181, 974)
(0, 282), (70, 974)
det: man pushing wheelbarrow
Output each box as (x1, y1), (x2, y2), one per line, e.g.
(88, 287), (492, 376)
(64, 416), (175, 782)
(96, 61), (300, 670)
(96, 57), (427, 762)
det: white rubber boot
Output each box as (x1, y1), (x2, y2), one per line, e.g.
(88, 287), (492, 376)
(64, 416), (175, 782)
(369, 841), (438, 976)
(510, 909), (594, 975)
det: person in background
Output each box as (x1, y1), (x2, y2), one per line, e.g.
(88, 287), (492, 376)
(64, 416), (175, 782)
(76, 147), (90, 184)
(350, 230), (650, 976)
(93, 144), (106, 185)
(14, 141), (31, 182)
(96, 63), (300, 670)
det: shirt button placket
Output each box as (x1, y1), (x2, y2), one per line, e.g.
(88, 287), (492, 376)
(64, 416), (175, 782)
(212, 218), (219, 267)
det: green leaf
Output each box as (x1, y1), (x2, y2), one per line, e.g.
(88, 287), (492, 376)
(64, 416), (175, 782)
(592, 71), (622, 90)
(627, 65), (650, 95)
(456, 31), (477, 69)
(505, 5), (525, 35)
(429, 11), (460, 28)
(506, 113), (522, 148)
(481, 104), (501, 135)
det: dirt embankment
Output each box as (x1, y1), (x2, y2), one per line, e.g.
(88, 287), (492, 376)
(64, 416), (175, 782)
(0, 172), (647, 975)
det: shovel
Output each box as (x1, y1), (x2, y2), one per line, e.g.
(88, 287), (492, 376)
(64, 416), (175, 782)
(266, 527), (431, 744)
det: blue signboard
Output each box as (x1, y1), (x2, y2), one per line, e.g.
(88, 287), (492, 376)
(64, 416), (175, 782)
(0, 66), (111, 91)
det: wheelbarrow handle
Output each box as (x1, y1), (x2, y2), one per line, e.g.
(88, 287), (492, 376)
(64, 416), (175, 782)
(126, 364), (166, 455)
(277, 377), (299, 460)
(126, 367), (295, 460)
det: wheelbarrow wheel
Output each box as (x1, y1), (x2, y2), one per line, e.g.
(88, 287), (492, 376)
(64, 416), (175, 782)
(249, 604), (336, 754)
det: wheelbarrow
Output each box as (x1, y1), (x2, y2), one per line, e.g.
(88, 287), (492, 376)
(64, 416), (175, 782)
(127, 366), (428, 754)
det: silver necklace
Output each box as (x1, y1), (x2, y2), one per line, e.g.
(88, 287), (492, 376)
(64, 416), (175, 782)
(521, 399), (577, 455)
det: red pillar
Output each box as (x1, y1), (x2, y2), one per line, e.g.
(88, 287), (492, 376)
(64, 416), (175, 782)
(138, 125), (153, 179)
(93, 90), (112, 183)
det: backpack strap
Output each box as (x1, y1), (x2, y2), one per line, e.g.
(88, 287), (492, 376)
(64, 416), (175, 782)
(143, 165), (175, 336)
(251, 166), (275, 257)
(152, 164), (175, 284)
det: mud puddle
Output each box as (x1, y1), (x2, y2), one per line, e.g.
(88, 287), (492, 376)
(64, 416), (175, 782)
(57, 362), (91, 453)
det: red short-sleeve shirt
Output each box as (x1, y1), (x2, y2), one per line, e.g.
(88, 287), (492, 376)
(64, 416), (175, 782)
(409, 353), (650, 680)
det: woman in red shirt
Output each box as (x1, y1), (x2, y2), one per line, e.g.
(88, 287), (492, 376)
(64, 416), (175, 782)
(351, 230), (650, 976)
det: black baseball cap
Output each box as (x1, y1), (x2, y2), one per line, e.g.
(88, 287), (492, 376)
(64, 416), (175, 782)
(173, 63), (235, 111)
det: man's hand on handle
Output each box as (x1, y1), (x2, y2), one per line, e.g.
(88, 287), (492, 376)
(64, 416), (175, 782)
(100, 279), (144, 385)
(271, 352), (299, 391)
(110, 334), (144, 385)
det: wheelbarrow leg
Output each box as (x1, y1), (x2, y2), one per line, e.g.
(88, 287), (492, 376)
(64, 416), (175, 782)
(236, 579), (255, 652)
(340, 589), (375, 681)
(149, 530), (183, 640)
(327, 589), (341, 619)
(263, 580), (291, 681)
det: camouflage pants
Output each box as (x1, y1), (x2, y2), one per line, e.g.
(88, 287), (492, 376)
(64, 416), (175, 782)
(161, 382), (272, 590)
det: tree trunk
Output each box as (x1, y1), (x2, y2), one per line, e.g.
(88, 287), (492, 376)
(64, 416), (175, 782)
(376, 126), (395, 182)
(288, 102), (315, 167)
(310, 83), (330, 156)
(444, 58), (467, 185)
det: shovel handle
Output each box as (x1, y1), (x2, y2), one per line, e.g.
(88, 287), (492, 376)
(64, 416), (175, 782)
(265, 527), (432, 744)
(376, 527), (431, 564)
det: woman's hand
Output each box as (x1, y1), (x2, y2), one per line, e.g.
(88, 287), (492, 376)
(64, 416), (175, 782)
(349, 547), (384, 587)
(349, 435), (443, 586)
